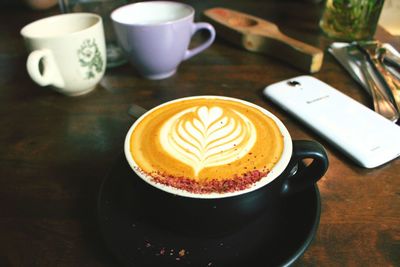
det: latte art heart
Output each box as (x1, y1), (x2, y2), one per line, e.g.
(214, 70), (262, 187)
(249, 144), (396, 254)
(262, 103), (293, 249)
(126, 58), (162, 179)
(160, 106), (257, 176)
(128, 97), (284, 194)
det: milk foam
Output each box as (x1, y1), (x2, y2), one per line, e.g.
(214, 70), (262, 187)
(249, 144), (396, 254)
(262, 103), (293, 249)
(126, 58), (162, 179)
(160, 106), (257, 176)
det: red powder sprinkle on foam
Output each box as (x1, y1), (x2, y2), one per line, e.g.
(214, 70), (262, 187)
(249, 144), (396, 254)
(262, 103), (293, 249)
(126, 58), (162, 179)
(146, 169), (270, 194)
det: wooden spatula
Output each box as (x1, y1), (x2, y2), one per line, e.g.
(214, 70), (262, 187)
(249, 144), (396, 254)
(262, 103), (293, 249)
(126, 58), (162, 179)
(203, 7), (323, 73)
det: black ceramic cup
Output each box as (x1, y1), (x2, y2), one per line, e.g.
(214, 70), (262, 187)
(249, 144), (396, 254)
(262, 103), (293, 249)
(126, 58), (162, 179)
(124, 96), (329, 236)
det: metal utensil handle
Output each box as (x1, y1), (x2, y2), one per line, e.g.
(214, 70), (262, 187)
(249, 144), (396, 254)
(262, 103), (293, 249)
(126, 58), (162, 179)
(360, 60), (399, 122)
(370, 57), (400, 108)
(357, 44), (400, 112)
(128, 104), (148, 119)
(384, 49), (400, 70)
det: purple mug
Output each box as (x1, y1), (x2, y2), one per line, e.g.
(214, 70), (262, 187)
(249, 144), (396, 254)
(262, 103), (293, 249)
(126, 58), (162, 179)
(111, 1), (216, 80)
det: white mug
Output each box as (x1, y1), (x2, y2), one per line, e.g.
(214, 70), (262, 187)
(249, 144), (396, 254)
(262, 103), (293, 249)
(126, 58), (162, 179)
(21, 13), (106, 96)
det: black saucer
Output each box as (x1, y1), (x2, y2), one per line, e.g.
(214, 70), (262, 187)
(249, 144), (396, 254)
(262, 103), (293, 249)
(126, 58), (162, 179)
(97, 156), (321, 267)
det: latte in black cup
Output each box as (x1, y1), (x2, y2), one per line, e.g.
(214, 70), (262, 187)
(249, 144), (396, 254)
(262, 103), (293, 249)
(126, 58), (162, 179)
(124, 96), (328, 235)
(125, 96), (292, 198)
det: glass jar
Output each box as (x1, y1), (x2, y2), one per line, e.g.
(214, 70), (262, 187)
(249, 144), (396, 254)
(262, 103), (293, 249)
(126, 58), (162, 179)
(319, 0), (385, 41)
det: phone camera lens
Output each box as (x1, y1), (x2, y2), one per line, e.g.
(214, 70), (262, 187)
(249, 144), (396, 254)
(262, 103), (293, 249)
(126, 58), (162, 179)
(287, 80), (301, 87)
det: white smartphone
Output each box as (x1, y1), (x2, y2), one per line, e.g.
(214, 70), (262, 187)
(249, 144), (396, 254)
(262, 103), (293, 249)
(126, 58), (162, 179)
(263, 75), (400, 168)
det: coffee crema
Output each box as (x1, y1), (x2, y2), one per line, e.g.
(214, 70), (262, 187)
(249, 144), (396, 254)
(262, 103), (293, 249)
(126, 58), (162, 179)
(129, 98), (284, 193)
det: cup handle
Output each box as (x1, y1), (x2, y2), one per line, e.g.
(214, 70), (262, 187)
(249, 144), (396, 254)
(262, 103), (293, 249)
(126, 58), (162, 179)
(26, 49), (64, 88)
(281, 140), (329, 195)
(183, 22), (216, 61)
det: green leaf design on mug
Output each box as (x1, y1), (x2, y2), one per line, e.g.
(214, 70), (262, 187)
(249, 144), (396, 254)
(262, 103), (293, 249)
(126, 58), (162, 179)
(77, 39), (103, 79)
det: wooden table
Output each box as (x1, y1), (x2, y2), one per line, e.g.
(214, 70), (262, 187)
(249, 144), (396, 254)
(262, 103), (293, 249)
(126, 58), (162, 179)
(1, 1), (399, 266)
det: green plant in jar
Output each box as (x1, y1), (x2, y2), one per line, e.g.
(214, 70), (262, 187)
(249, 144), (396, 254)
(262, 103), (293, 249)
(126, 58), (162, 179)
(319, 0), (385, 41)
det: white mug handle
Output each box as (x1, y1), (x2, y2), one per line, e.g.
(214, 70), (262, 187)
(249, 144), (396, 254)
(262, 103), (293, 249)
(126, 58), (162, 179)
(183, 22), (216, 61)
(26, 49), (64, 88)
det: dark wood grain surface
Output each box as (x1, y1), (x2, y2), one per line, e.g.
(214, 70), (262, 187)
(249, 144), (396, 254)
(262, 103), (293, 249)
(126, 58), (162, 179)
(1, 1), (399, 266)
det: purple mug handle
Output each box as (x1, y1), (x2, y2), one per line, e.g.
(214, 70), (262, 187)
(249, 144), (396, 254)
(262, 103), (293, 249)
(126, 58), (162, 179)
(183, 22), (216, 61)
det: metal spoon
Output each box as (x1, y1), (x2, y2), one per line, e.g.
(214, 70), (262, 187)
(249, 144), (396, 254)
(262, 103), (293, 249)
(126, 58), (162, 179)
(381, 47), (400, 69)
(356, 41), (400, 112)
(374, 44), (400, 87)
(347, 45), (399, 122)
(377, 46), (400, 87)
